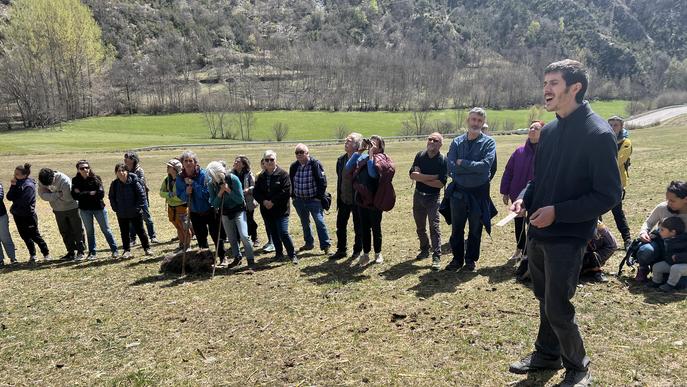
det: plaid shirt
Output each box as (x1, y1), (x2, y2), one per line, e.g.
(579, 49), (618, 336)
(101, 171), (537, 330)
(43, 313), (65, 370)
(293, 163), (317, 198)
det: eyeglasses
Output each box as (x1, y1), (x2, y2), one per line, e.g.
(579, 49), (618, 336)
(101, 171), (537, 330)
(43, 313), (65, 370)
(264, 158), (275, 162)
(295, 150), (306, 155)
(427, 138), (440, 143)
(79, 166), (90, 171)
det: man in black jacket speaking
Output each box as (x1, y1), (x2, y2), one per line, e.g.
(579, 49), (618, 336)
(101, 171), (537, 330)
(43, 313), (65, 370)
(509, 60), (621, 387)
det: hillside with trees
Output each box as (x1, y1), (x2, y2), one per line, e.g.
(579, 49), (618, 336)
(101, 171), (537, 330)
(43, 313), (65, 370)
(1, 0), (686, 128)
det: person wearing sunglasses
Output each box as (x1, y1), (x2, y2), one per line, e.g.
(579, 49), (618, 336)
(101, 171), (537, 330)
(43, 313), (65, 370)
(254, 150), (297, 263)
(71, 160), (119, 259)
(409, 132), (448, 271)
(289, 144), (332, 256)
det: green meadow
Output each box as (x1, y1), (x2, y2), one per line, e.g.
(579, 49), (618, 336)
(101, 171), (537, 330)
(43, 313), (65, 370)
(0, 101), (629, 155)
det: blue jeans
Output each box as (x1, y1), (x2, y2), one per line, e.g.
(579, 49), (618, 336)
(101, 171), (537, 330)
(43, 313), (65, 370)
(293, 197), (331, 249)
(265, 215), (295, 258)
(80, 209), (118, 254)
(449, 192), (483, 265)
(222, 211), (254, 262)
(636, 240), (662, 268)
(0, 214), (16, 262)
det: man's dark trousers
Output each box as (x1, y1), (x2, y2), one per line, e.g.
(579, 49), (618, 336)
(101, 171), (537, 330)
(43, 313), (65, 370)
(335, 202), (361, 255)
(528, 237), (590, 372)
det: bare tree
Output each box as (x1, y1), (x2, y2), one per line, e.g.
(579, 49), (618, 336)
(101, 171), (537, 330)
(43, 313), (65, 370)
(272, 122), (288, 142)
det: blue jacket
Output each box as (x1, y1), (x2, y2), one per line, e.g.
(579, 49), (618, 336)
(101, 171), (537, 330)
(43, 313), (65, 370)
(6, 178), (37, 217)
(108, 173), (146, 218)
(447, 133), (496, 188)
(176, 166), (211, 213)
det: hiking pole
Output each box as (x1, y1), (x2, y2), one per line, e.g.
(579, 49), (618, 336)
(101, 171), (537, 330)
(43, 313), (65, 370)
(181, 185), (193, 277)
(212, 191), (225, 279)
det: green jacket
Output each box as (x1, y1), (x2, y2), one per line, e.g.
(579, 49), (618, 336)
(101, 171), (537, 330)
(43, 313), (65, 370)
(159, 175), (186, 207)
(208, 173), (245, 212)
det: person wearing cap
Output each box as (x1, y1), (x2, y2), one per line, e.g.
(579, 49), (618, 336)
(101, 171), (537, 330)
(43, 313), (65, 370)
(124, 151), (158, 244)
(606, 115), (633, 249)
(71, 160), (119, 259)
(160, 158), (191, 253)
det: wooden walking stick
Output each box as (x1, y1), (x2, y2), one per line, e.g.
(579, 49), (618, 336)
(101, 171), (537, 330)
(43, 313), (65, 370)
(181, 183), (193, 277)
(211, 191), (225, 279)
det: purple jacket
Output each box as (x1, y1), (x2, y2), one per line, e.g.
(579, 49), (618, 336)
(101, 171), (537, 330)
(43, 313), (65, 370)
(500, 140), (537, 202)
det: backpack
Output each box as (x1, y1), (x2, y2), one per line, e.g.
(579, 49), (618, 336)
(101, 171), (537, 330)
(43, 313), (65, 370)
(372, 153), (396, 211)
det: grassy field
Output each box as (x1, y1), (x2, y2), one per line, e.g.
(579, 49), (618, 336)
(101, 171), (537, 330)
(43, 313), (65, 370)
(0, 118), (685, 386)
(0, 101), (629, 155)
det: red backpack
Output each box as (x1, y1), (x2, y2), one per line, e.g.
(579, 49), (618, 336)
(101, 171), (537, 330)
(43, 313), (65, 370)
(372, 153), (396, 211)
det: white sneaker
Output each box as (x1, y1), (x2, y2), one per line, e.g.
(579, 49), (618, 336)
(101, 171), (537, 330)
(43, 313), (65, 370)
(86, 253), (97, 260)
(358, 253), (370, 266)
(374, 253), (384, 264)
(144, 248), (153, 256)
(76, 253), (86, 261)
(111, 251), (119, 259)
(508, 249), (523, 261)
(42, 254), (51, 261)
(122, 251), (132, 259)
(29, 255), (37, 263)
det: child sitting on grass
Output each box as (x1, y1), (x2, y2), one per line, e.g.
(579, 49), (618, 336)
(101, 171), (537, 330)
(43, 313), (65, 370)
(648, 217), (687, 292)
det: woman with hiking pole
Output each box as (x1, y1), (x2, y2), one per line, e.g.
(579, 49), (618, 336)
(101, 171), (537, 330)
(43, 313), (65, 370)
(207, 161), (256, 272)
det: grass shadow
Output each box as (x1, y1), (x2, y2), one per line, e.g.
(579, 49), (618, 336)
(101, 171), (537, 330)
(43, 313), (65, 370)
(300, 256), (370, 285)
(126, 255), (165, 268)
(409, 269), (478, 299)
(379, 258), (429, 281)
(2, 259), (81, 272)
(511, 369), (559, 386)
(475, 260), (518, 285)
(615, 274), (687, 304)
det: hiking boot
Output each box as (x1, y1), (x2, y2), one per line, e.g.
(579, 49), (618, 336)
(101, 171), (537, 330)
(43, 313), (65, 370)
(358, 253), (370, 266)
(431, 254), (441, 271)
(62, 253), (76, 261)
(374, 253), (384, 264)
(508, 248), (523, 261)
(659, 283), (676, 293)
(592, 272), (608, 283)
(229, 257), (242, 267)
(329, 250), (347, 260)
(646, 281), (662, 289)
(415, 250), (430, 260)
(298, 244), (314, 252)
(508, 352), (563, 374)
(444, 259), (463, 272)
(559, 368), (592, 387)
(262, 242), (275, 253)
(635, 267), (649, 283)
(245, 262), (257, 273)
(463, 260), (476, 272)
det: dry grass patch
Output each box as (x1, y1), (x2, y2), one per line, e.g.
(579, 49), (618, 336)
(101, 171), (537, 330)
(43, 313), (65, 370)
(0, 126), (685, 385)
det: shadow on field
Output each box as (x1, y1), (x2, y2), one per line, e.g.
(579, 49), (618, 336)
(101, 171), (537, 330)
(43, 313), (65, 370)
(510, 369), (559, 386)
(1, 259), (80, 272)
(476, 261), (517, 285)
(129, 272), (213, 287)
(300, 255), (371, 285)
(408, 270), (478, 299)
(618, 276), (687, 304)
(379, 259), (430, 281)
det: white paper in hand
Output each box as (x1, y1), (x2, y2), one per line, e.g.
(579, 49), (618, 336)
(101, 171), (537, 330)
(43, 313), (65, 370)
(496, 212), (519, 227)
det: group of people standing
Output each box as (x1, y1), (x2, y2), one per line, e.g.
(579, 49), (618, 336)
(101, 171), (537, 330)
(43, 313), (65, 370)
(1, 58), (686, 387)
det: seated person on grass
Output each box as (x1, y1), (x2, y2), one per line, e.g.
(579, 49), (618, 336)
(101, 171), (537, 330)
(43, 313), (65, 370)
(580, 222), (617, 283)
(648, 216), (687, 293)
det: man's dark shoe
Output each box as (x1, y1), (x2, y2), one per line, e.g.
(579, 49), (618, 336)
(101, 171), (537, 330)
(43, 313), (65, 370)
(646, 281), (662, 289)
(431, 253), (441, 271)
(659, 283), (676, 293)
(515, 259), (529, 277)
(592, 272), (608, 283)
(508, 352), (563, 374)
(444, 259), (463, 272)
(329, 250), (347, 260)
(415, 250), (430, 260)
(273, 254), (286, 261)
(298, 245), (314, 252)
(559, 368), (592, 387)
(61, 254), (76, 261)
(463, 260), (476, 272)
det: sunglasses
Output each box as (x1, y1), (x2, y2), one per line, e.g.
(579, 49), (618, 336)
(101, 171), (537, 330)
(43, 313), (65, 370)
(79, 166), (90, 171)
(295, 150), (306, 155)
(264, 158), (275, 162)
(427, 138), (440, 143)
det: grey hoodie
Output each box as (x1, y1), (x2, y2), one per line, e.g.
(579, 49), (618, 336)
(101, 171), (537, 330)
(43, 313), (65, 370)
(38, 171), (79, 212)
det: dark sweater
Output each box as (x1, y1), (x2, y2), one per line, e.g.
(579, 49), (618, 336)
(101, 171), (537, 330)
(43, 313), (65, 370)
(409, 150), (447, 195)
(664, 233), (687, 265)
(108, 174), (146, 219)
(71, 174), (106, 210)
(523, 102), (622, 242)
(6, 178), (37, 217)
(254, 166), (291, 218)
